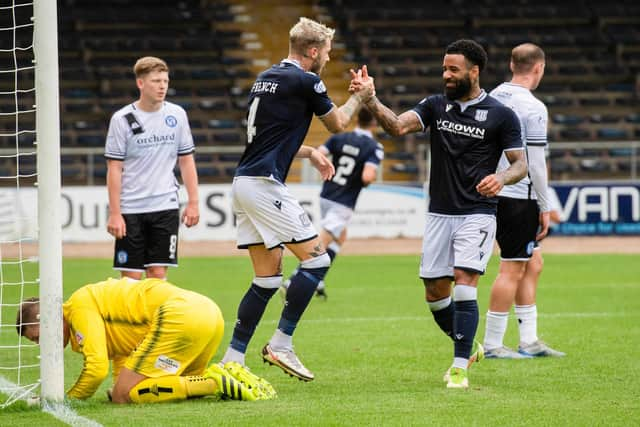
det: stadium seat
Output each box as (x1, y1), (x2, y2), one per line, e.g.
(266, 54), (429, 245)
(391, 163), (419, 174)
(626, 113), (640, 123)
(596, 128), (629, 140)
(208, 119), (237, 129)
(192, 134), (208, 145)
(559, 128), (592, 140)
(213, 133), (242, 145)
(579, 159), (610, 173)
(218, 153), (242, 163)
(77, 134), (104, 147)
(608, 148), (633, 157)
(589, 114), (621, 124)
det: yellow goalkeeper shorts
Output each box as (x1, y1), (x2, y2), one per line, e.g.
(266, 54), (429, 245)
(125, 291), (224, 377)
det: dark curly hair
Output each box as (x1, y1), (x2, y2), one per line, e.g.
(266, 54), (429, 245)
(445, 39), (488, 73)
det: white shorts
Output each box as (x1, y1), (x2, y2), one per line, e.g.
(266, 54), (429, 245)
(319, 198), (353, 239)
(419, 213), (496, 279)
(232, 176), (317, 249)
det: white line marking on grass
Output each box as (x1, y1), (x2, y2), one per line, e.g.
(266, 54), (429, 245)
(0, 376), (102, 427)
(233, 311), (639, 326)
(43, 401), (103, 427)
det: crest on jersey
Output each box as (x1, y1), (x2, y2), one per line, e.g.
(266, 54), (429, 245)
(75, 331), (84, 345)
(314, 81), (327, 94)
(165, 115), (177, 127)
(475, 109), (488, 122)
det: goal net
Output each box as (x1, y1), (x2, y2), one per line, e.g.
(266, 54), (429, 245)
(0, 0), (63, 407)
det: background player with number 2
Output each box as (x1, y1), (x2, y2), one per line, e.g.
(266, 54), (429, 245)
(283, 108), (383, 299)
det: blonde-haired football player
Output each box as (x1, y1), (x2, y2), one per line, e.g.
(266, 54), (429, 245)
(17, 278), (275, 403)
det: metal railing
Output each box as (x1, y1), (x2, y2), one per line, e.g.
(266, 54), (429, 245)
(0, 140), (637, 186)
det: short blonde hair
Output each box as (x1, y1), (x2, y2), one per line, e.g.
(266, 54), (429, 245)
(133, 56), (169, 78)
(289, 17), (335, 56)
(511, 43), (545, 74)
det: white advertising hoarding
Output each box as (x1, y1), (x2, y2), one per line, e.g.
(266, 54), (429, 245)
(1, 184), (427, 242)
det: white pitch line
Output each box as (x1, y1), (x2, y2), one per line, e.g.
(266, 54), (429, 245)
(42, 400), (103, 427)
(0, 376), (102, 427)
(230, 311), (639, 326)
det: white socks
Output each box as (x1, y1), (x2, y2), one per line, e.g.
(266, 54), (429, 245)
(484, 311), (509, 350)
(515, 304), (538, 345)
(221, 347), (245, 366)
(270, 328), (293, 351)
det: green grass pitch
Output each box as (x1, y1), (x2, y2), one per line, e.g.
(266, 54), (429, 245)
(1, 253), (639, 426)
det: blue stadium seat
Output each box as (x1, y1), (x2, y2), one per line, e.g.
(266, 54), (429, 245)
(626, 113), (640, 123)
(208, 119), (237, 129)
(197, 166), (220, 177)
(219, 153), (242, 162)
(596, 128), (628, 140)
(560, 128), (592, 140)
(550, 159), (575, 173)
(589, 114), (621, 124)
(391, 163), (419, 174)
(76, 134), (104, 147)
(608, 148), (633, 157)
(552, 114), (584, 125)
(579, 159), (610, 173)
(192, 134), (208, 144)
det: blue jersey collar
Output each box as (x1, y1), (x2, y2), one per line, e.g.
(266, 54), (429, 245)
(455, 89), (487, 112)
(354, 127), (373, 138)
(281, 58), (303, 69)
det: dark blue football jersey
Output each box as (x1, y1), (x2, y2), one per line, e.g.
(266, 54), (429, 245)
(234, 59), (334, 183)
(320, 129), (384, 208)
(412, 91), (523, 215)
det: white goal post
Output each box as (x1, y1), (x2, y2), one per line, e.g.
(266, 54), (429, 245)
(0, 0), (63, 407)
(34, 0), (64, 404)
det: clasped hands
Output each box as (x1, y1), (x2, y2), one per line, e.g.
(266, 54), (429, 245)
(349, 65), (376, 104)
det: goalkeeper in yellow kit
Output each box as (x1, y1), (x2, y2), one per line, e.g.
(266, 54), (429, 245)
(16, 277), (276, 403)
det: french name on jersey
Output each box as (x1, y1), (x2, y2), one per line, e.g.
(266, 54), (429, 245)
(251, 80), (279, 94)
(136, 133), (176, 145)
(342, 144), (360, 156)
(436, 119), (486, 140)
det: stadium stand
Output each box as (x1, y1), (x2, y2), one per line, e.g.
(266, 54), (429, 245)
(320, 0), (640, 181)
(0, 0), (638, 185)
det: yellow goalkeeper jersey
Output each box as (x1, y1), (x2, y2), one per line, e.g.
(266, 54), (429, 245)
(63, 277), (192, 399)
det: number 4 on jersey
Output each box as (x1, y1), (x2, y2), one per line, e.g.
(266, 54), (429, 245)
(247, 97), (260, 143)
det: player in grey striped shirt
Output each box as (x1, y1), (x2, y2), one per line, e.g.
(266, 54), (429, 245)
(105, 56), (199, 280)
(483, 43), (565, 359)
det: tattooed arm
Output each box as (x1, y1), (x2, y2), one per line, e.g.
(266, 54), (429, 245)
(364, 96), (423, 137)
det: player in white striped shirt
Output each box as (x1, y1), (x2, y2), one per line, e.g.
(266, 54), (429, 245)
(483, 43), (565, 358)
(105, 57), (199, 280)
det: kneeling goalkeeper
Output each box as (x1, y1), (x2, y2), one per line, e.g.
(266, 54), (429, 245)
(16, 277), (275, 403)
